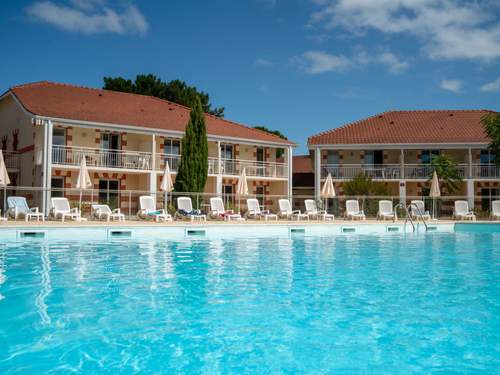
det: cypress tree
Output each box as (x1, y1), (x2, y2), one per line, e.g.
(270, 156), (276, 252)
(174, 97), (208, 194)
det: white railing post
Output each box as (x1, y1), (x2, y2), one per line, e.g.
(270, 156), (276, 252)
(287, 146), (293, 200)
(42, 120), (53, 215)
(149, 135), (157, 194)
(314, 147), (321, 201)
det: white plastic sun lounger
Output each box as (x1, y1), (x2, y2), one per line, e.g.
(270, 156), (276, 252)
(377, 200), (395, 221)
(138, 196), (172, 222)
(246, 198), (278, 221)
(410, 200), (431, 220)
(51, 197), (81, 222)
(209, 197), (243, 221)
(453, 200), (476, 221)
(304, 199), (334, 221)
(278, 199), (309, 221)
(491, 200), (500, 221)
(176, 197), (206, 222)
(345, 200), (366, 220)
(92, 204), (125, 222)
(7, 196), (45, 222)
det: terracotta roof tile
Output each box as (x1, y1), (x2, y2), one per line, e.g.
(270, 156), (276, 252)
(8, 81), (293, 146)
(293, 155), (313, 173)
(308, 110), (497, 146)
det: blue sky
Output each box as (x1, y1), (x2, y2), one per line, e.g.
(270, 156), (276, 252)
(1, 0), (499, 153)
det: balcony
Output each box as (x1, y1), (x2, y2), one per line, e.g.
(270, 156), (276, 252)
(52, 145), (153, 170)
(216, 158), (288, 178)
(321, 163), (500, 180)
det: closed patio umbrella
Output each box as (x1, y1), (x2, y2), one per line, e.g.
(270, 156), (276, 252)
(236, 168), (249, 212)
(76, 157), (92, 213)
(429, 171), (440, 219)
(0, 150), (10, 218)
(160, 161), (174, 210)
(321, 173), (336, 212)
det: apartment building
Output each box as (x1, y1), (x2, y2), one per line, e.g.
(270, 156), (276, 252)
(0, 81), (294, 213)
(308, 110), (499, 210)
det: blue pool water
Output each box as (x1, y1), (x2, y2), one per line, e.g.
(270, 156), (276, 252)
(0, 228), (499, 373)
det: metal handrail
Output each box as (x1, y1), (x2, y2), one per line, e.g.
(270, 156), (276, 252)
(394, 202), (428, 232)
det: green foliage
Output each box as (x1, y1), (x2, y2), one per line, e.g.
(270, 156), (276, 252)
(481, 113), (500, 165)
(429, 155), (462, 194)
(343, 173), (390, 196)
(174, 97), (208, 194)
(103, 74), (224, 117)
(253, 126), (288, 140)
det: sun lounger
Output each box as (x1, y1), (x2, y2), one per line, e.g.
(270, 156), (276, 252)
(278, 199), (309, 221)
(138, 196), (172, 222)
(453, 200), (476, 221)
(492, 200), (500, 221)
(246, 198), (278, 221)
(304, 199), (334, 221)
(209, 197), (243, 221)
(345, 200), (366, 220)
(7, 196), (45, 221)
(377, 200), (395, 221)
(51, 197), (81, 222)
(176, 197), (206, 222)
(92, 204), (125, 222)
(410, 200), (431, 220)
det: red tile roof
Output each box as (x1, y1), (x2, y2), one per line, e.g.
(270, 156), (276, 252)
(7, 81), (293, 146)
(308, 110), (497, 146)
(293, 155), (313, 173)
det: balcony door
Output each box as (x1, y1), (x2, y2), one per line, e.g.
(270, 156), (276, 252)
(99, 179), (119, 209)
(326, 151), (339, 178)
(52, 128), (66, 164)
(364, 150), (383, 166)
(164, 138), (181, 171)
(421, 150), (440, 164)
(256, 147), (265, 176)
(222, 184), (233, 207)
(220, 144), (234, 174)
(101, 133), (120, 167)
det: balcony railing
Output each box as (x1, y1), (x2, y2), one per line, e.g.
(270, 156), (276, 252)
(52, 145), (153, 170)
(3, 151), (20, 170)
(322, 163), (500, 179)
(156, 154), (181, 171)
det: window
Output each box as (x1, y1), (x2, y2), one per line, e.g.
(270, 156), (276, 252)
(220, 144), (233, 159)
(326, 151), (339, 165)
(51, 177), (64, 197)
(222, 184), (233, 207)
(52, 128), (66, 146)
(164, 139), (180, 155)
(256, 186), (265, 207)
(480, 150), (495, 165)
(99, 180), (119, 209)
(101, 133), (120, 150)
(421, 150), (440, 164)
(364, 150), (383, 166)
(481, 188), (499, 211)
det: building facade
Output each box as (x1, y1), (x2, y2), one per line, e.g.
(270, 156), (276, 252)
(308, 110), (499, 211)
(0, 81), (294, 213)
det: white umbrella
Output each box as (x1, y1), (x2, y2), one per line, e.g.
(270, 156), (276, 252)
(429, 171), (440, 219)
(236, 168), (249, 212)
(160, 161), (174, 210)
(0, 150), (10, 218)
(321, 173), (336, 212)
(76, 157), (92, 213)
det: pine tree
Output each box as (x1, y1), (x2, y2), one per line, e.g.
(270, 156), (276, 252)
(174, 97), (208, 194)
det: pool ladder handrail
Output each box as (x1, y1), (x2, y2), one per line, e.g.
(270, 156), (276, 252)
(394, 203), (428, 232)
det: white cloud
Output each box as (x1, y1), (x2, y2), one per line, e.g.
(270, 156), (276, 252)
(255, 58), (273, 67)
(25, 1), (148, 35)
(376, 52), (410, 73)
(440, 79), (463, 93)
(480, 77), (500, 92)
(292, 51), (351, 74)
(311, 0), (500, 61)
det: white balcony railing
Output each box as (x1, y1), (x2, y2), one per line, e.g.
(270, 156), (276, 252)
(3, 151), (20, 170)
(321, 163), (500, 180)
(156, 154), (181, 171)
(52, 145), (153, 170)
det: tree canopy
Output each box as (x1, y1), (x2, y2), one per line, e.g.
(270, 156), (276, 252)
(174, 97), (208, 194)
(481, 112), (500, 165)
(429, 155), (462, 194)
(103, 74), (224, 117)
(253, 126), (288, 140)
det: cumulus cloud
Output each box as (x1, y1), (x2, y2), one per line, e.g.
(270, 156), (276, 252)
(376, 52), (410, 73)
(255, 58), (273, 67)
(480, 77), (500, 92)
(25, 0), (148, 35)
(440, 79), (463, 93)
(310, 0), (500, 61)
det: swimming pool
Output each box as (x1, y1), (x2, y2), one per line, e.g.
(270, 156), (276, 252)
(0, 224), (499, 373)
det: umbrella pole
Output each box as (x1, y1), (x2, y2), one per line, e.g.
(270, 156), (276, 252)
(79, 190), (82, 214)
(3, 186), (6, 218)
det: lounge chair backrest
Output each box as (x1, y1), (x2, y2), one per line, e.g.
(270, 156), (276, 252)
(278, 199), (292, 213)
(139, 196), (156, 212)
(346, 200), (360, 214)
(92, 204), (111, 214)
(177, 197), (193, 212)
(7, 196), (30, 214)
(51, 197), (71, 213)
(410, 200), (425, 215)
(304, 199), (317, 213)
(210, 197), (225, 213)
(455, 200), (469, 214)
(379, 200), (393, 214)
(492, 200), (500, 213)
(246, 199), (261, 214)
